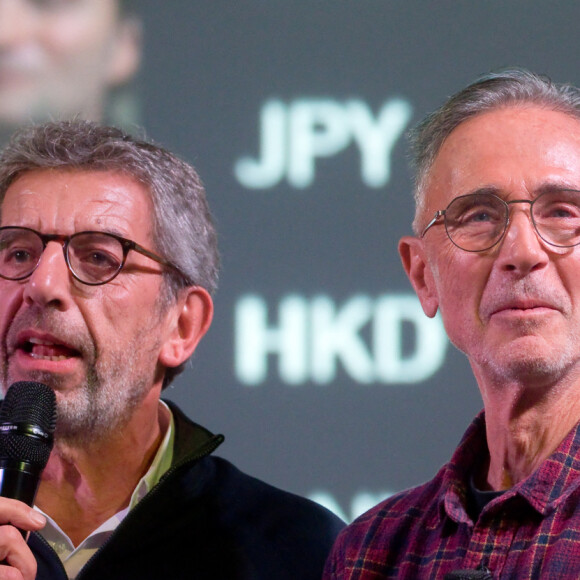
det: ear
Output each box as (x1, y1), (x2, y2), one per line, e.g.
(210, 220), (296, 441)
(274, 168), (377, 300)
(158, 287), (214, 369)
(398, 235), (439, 318)
(106, 16), (142, 86)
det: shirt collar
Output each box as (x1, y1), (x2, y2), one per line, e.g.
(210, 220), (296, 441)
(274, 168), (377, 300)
(129, 400), (175, 507)
(440, 411), (580, 522)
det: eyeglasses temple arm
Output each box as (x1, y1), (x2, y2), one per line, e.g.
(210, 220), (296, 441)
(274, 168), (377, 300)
(131, 241), (193, 285)
(421, 210), (445, 238)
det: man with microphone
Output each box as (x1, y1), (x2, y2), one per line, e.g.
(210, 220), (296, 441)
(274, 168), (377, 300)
(0, 119), (343, 579)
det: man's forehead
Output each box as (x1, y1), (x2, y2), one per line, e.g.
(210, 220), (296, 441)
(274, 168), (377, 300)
(429, 107), (580, 186)
(5, 167), (144, 196)
(440, 105), (580, 153)
(0, 168), (152, 233)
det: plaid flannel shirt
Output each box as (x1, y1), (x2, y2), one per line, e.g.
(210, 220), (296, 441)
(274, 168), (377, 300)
(324, 411), (580, 579)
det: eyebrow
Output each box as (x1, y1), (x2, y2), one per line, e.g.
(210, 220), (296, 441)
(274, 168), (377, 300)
(75, 225), (130, 239)
(462, 182), (580, 199)
(463, 186), (502, 197)
(93, 227), (128, 238)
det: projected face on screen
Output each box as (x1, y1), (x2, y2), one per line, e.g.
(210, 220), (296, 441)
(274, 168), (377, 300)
(0, 0), (140, 140)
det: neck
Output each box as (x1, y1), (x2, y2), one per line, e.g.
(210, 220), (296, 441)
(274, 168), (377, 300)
(474, 366), (580, 491)
(36, 390), (168, 547)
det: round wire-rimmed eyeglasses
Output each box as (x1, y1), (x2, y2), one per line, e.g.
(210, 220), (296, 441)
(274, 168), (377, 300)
(420, 189), (580, 252)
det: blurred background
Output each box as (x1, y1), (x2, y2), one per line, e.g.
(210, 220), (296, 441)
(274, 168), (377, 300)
(1, 0), (578, 522)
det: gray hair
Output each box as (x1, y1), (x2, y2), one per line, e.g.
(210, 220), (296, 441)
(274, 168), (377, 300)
(0, 120), (219, 294)
(0, 120), (219, 387)
(409, 67), (580, 232)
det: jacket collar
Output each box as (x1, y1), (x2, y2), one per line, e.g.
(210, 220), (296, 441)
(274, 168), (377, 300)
(163, 399), (225, 468)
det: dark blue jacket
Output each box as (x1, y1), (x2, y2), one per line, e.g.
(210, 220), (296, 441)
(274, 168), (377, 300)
(29, 401), (345, 579)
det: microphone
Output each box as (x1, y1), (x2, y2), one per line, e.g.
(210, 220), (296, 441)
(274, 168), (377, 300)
(0, 382), (56, 519)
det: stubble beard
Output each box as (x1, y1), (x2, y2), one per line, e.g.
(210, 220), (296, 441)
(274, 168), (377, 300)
(2, 304), (166, 448)
(460, 278), (580, 387)
(461, 316), (580, 390)
(53, 340), (158, 447)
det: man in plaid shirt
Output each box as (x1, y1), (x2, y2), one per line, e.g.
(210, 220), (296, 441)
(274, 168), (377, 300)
(324, 68), (580, 579)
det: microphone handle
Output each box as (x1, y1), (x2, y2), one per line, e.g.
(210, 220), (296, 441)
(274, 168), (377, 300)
(0, 460), (43, 538)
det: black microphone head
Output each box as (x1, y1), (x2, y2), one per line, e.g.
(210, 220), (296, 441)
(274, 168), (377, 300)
(0, 382), (57, 469)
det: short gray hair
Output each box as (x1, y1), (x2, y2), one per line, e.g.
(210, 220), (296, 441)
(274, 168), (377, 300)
(409, 67), (580, 232)
(0, 120), (219, 296)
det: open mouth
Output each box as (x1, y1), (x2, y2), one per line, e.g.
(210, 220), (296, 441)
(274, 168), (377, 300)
(19, 337), (80, 362)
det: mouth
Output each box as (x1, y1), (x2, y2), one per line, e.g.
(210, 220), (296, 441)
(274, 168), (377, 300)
(487, 302), (558, 322)
(502, 305), (542, 312)
(479, 289), (564, 323)
(497, 301), (554, 312)
(16, 337), (81, 362)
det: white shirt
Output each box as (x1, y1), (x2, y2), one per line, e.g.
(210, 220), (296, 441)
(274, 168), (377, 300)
(35, 402), (175, 580)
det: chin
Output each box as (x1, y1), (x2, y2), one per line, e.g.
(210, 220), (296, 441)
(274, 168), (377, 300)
(486, 348), (573, 385)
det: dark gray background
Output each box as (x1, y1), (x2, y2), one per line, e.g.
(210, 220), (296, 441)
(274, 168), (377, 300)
(133, 1), (576, 521)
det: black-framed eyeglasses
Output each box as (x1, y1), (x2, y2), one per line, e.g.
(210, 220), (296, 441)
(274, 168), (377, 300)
(420, 189), (580, 252)
(0, 226), (185, 286)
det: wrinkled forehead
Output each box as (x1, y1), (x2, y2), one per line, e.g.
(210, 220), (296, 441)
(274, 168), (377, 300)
(0, 168), (154, 240)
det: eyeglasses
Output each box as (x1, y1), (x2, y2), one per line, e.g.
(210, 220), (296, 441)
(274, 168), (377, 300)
(0, 226), (184, 286)
(420, 189), (580, 252)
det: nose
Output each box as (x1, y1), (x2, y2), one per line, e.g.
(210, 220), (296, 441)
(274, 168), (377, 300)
(0, 0), (37, 48)
(22, 241), (72, 310)
(494, 206), (549, 276)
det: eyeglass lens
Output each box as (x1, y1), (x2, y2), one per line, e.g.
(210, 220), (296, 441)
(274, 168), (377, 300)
(444, 190), (580, 251)
(0, 228), (126, 285)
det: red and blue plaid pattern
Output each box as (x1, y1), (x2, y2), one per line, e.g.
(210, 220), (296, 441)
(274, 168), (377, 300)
(324, 412), (580, 579)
